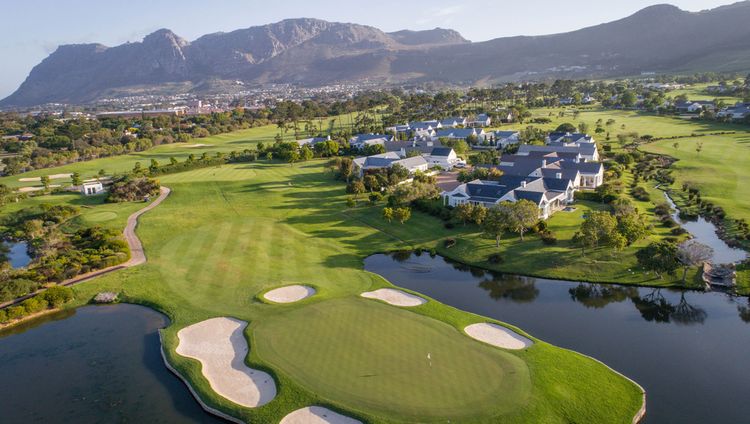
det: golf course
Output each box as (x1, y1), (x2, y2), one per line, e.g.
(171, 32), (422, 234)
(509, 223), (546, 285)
(0, 122), (647, 422)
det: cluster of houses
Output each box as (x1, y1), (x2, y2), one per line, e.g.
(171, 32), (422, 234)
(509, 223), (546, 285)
(717, 102), (750, 120)
(352, 146), (462, 177)
(442, 132), (603, 220)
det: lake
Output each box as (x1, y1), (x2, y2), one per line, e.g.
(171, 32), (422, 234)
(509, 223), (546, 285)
(4, 241), (31, 268)
(0, 304), (224, 424)
(365, 252), (750, 424)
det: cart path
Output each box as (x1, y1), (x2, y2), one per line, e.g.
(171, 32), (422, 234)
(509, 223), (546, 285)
(0, 186), (171, 310)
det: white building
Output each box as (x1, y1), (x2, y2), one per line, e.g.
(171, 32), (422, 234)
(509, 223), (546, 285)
(81, 181), (104, 196)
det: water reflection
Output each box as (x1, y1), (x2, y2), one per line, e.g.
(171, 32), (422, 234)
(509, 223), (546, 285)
(365, 252), (750, 424)
(479, 275), (539, 303)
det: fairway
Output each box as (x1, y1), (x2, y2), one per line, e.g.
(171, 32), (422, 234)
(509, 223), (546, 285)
(253, 298), (530, 421)
(2, 124), (645, 422)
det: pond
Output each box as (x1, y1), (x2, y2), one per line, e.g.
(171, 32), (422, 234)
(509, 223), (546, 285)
(663, 192), (747, 264)
(4, 241), (31, 269)
(0, 304), (224, 424)
(365, 252), (750, 424)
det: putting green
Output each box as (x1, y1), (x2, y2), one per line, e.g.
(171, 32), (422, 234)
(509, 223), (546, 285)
(253, 297), (531, 422)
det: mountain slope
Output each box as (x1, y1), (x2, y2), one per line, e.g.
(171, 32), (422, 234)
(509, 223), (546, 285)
(4, 2), (750, 106)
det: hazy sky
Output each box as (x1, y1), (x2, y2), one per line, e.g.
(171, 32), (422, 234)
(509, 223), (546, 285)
(0, 0), (732, 98)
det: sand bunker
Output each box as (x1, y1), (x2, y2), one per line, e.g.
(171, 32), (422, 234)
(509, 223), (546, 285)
(186, 143), (210, 148)
(263, 285), (315, 303)
(361, 288), (426, 307)
(18, 173), (71, 182)
(17, 184), (61, 193)
(280, 406), (362, 424)
(175, 317), (276, 407)
(464, 323), (533, 350)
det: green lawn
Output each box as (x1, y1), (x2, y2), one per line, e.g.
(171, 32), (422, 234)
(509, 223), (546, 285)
(10, 157), (641, 423)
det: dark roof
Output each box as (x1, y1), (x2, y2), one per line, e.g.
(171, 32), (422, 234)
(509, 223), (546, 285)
(513, 190), (545, 205)
(430, 147), (454, 157)
(466, 176), (529, 201)
(436, 128), (475, 139)
(559, 161), (603, 174)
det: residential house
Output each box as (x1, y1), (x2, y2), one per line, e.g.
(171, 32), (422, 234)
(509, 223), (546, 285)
(493, 131), (520, 149)
(352, 152), (429, 177)
(674, 100), (709, 114)
(295, 135), (330, 147)
(424, 147), (462, 170)
(349, 133), (394, 149)
(442, 175), (575, 219)
(469, 114), (492, 127)
(435, 128), (483, 141)
(385, 139), (446, 157)
(546, 132), (594, 144)
(517, 142), (599, 162)
(484, 151), (603, 189)
(717, 102), (750, 120)
(440, 117), (467, 128)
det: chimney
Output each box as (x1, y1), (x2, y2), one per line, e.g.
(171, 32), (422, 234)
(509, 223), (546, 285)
(521, 180), (527, 188)
(556, 172), (562, 179)
(541, 159), (547, 167)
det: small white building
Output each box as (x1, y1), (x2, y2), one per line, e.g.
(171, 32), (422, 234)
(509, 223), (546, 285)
(81, 181), (104, 196)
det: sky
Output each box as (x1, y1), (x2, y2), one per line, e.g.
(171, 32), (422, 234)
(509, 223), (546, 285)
(0, 0), (732, 98)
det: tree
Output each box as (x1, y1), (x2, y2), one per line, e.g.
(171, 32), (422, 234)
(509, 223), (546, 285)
(617, 210), (649, 245)
(40, 175), (50, 190)
(482, 204), (511, 247)
(382, 207), (394, 223)
(98, 169), (106, 178)
(471, 204), (488, 225)
(677, 240), (713, 282)
(555, 122), (577, 133)
(300, 145), (314, 161)
(348, 180), (366, 199)
(695, 141), (703, 155)
(453, 203), (475, 225)
(508, 200), (539, 241)
(71, 172), (82, 186)
(636, 241), (680, 278)
(394, 207), (411, 224)
(287, 149), (300, 166)
(578, 211), (618, 253)
(578, 122), (589, 134)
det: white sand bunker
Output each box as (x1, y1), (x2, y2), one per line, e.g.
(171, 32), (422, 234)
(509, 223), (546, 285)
(464, 323), (533, 350)
(280, 406), (362, 424)
(361, 288), (426, 307)
(19, 173), (71, 182)
(186, 143), (210, 148)
(175, 317), (276, 407)
(263, 285), (315, 303)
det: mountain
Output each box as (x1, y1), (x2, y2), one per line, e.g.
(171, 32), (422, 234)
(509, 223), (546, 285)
(4, 2), (750, 107)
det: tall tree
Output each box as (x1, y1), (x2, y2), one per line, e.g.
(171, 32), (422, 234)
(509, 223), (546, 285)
(636, 241), (680, 278)
(482, 204), (512, 247)
(508, 200), (539, 241)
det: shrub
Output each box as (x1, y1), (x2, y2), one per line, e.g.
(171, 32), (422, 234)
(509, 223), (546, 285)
(444, 222), (455, 229)
(6, 306), (25, 320)
(631, 186), (650, 202)
(540, 230), (557, 245)
(444, 238), (456, 248)
(0, 309), (7, 324)
(21, 296), (48, 314)
(671, 227), (687, 236)
(40, 286), (74, 308)
(488, 253), (503, 264)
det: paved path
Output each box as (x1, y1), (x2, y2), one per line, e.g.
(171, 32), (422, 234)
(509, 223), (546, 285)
(0, 187), (171, 310)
